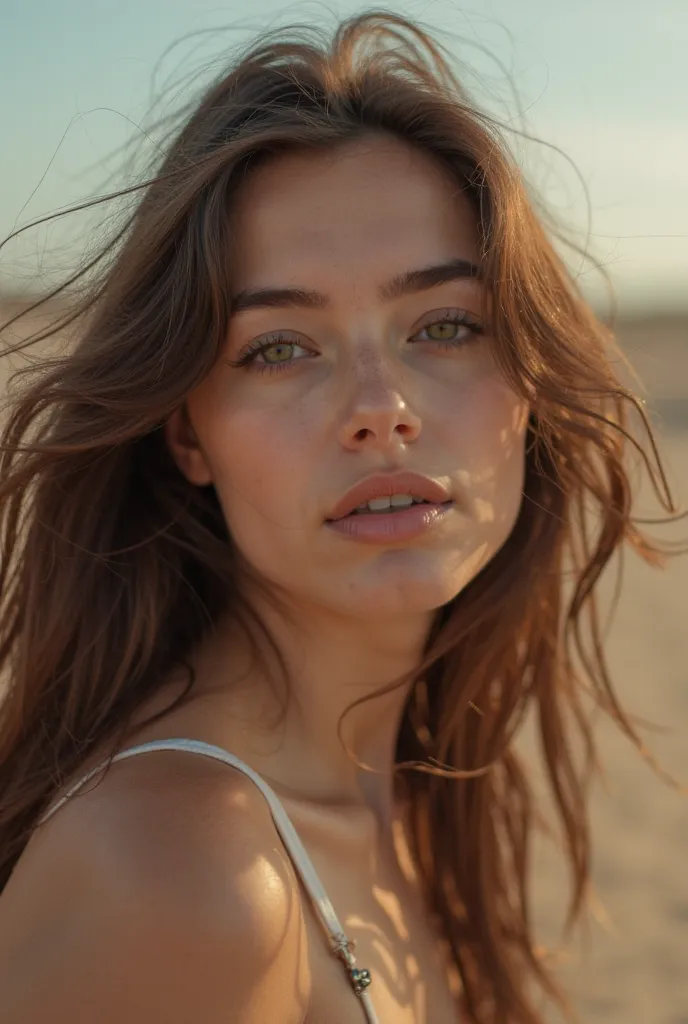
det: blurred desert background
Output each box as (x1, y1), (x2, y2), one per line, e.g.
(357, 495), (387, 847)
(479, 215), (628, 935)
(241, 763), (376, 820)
(1, 295), (686, 1023)
(523, 311), (688, 1023)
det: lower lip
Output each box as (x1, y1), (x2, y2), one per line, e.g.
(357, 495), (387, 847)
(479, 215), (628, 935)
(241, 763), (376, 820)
(325, 502), (454, 543)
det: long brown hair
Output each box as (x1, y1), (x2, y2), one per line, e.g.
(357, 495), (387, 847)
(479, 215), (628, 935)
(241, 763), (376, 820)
(0, 12), (682, 1023)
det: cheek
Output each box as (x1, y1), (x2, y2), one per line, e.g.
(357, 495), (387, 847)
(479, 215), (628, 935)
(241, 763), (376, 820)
(445, 378), (528, 530)
(190, 387), (316, 534)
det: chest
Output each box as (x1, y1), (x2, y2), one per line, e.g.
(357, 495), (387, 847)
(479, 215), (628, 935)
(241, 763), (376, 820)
(303, 906), (461, 1023)
(290, 822), (462, 1023)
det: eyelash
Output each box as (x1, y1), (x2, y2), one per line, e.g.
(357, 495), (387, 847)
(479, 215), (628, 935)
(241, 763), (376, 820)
(227, 310), (485, 376)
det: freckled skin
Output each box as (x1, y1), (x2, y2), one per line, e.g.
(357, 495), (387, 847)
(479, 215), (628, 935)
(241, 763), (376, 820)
(168, 134), (529, 621)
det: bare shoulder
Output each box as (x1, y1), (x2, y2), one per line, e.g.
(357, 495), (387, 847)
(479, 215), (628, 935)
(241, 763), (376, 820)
(0, 750), (311, 1023)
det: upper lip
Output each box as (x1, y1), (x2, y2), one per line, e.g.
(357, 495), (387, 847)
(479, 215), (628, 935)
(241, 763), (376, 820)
(326, 471), (452, 521)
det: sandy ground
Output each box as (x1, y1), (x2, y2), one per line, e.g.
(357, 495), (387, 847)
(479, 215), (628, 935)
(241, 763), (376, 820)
(1, 300), (687, 1022)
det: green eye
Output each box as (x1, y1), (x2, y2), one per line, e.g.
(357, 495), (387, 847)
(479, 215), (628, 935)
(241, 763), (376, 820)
(424, 322), (464, 341)
(262, 342), (295, 363)
(227, 334), (313, 374)
(415, 312), (483, 346)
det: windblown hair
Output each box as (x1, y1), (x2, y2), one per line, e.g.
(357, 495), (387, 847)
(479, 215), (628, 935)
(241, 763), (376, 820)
(0, 12), (680, 1023)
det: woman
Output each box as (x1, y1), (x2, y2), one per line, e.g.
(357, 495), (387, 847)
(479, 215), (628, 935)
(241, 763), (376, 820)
(0, 12), (680, 1024)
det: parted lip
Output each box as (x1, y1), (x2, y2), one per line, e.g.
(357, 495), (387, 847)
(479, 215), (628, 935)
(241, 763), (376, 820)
(326, 471), (452, 522)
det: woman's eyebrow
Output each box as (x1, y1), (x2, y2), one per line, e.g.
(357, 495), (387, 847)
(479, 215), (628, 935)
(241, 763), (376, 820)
(231, 257), (482, 314)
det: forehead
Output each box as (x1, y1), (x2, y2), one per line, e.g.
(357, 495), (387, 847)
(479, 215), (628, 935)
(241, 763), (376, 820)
(228, 135), (480, 292)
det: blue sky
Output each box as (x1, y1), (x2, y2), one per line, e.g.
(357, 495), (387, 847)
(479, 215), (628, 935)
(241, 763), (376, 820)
(2, 0), (687, 311)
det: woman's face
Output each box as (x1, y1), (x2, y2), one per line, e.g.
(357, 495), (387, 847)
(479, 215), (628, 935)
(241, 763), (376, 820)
(168, 134), (528, 620)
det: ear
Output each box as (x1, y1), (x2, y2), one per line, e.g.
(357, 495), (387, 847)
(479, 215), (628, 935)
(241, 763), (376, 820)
(165, 405), (214, 486)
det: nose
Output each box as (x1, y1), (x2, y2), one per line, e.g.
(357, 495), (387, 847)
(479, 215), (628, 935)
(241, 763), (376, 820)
(336, 353), (422, 453)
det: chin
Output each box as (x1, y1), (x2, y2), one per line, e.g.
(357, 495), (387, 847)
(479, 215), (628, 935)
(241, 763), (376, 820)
(334, 551), (486, 618)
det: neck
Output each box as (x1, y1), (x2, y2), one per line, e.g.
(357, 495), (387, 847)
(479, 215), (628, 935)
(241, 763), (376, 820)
(191, 592), (434, 829)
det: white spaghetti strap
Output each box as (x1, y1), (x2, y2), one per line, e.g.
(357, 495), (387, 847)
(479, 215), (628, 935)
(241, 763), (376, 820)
(38, 737), (381, 1023)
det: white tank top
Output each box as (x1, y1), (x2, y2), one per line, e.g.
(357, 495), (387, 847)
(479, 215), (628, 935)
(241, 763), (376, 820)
(38, 737), (380, 1023)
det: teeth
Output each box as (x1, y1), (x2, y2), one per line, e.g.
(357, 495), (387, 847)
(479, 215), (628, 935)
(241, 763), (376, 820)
(354, 493), (427, 514)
